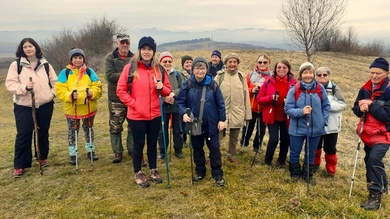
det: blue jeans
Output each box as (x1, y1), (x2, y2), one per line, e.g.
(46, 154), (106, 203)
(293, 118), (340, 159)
(289, 135), (320, 164)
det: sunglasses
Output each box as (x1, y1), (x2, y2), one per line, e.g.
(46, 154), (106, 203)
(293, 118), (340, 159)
(162, 60), (172, 64)
(258, 61), (268, 64)
(117, 34), (129, 38)
(120, 40), (130, 45)
(317, 74), (328, 77)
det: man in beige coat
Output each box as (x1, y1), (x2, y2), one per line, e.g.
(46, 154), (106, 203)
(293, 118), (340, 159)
(215, 52), (252, 163)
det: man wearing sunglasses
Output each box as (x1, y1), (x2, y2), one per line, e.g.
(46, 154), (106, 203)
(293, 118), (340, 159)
(105, 33), (135, 163)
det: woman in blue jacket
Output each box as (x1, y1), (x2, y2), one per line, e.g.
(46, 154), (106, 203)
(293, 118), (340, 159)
(176, 57), (226, 186)
(284, 62), (330, 184)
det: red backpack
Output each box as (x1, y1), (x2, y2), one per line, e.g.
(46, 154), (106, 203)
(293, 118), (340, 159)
(294, 82), (322, 101)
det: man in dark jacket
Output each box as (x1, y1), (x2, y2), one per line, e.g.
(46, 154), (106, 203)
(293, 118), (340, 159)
(208, 50), (224, 77)
(352, 57), (390, 210)
(176, 57), (226, 186)
(105, 33), (134, 163)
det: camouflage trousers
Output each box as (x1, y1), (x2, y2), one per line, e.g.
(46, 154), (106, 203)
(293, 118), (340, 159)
(67, 116), (95, 147)
(108, 101), (133, 154)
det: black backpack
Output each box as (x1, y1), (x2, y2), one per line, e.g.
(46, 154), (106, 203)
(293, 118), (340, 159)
(17, 58), (52, 88)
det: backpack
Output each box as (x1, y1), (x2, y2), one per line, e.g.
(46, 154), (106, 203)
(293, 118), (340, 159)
(216, 70), (244, 86)
(127, 61), (165, 93)
(187, 78), (218, 92)
(294, 82), (323, 101)
(17, 58), (52, 88)
(65, 68), (91, 79)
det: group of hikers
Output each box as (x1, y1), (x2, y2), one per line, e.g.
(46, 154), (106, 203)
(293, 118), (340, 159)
(4, 33), (390, 211)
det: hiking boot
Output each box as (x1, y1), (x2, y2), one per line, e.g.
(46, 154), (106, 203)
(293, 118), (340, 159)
(149, 169), (163, 184)
(134, 171), (150, 188)
(361, 191), (382, 210)
(158, 154), (165, 159)
(40, 160), (48, 167)
(69, 156), (76, 165)
(291, 176), (300, 183)
(276, 159), (286, 168)
(13, 168), (25, 178)
(215, 177), (225, 187)
(312, 165), (320, 173)
(289, 162), (301, 182)
(193, 175), (205, 182)
(87, 152), (99, 161)
(302, 164), (316, 185)
(112, 153), (122, 163)
(174, 153), (185, 159)
(326, 172), (335, 178)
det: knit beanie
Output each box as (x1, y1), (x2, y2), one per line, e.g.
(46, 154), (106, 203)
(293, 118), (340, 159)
(181, 55), (193, 67)
(138, 36), (156, 52)
(68, 47), (85, 62)
(211, 50), (221, 59)
(159, 51), (173, 63)
(223, 52), (241, 64)
(191, 57), (209, 72)
(370, 57), (389, 71)
(298, 62), (314, 80)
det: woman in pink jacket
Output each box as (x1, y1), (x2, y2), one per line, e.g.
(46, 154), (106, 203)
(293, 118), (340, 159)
(116, 36), (172, 188)
(257, 59), (296, 167)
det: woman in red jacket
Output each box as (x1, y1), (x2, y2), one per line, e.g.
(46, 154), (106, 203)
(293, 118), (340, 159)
(257, 59), (296, 166)
(116, 36), (172, 188)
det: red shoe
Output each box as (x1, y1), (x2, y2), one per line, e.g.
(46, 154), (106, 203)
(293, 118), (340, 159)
(40, 160), (48, 167)
(13, 168), (25, 178)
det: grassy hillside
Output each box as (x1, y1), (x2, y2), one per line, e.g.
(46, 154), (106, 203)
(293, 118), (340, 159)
(0, 50), (388, 218)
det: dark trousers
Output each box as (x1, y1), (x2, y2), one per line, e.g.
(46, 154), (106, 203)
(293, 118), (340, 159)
(158, 112), (183, 155)
(129, 117), (161, 173)
(364, 143), (390, 193)
(241, 111), (266, 149)
(191, 132), (223, 179)
(13, 101), (54, 168)
(265, 121), (289, 163)
(317, 133), (338, 154)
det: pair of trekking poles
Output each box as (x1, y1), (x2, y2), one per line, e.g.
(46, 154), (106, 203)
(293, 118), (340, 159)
(72, 88), (94, 171)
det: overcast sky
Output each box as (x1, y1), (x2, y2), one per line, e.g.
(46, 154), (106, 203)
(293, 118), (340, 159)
(1, 0), (389, 43)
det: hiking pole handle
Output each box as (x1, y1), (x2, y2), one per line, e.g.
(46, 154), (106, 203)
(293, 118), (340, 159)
(185, 108), (192, 118)
(156, 79), (162, 93)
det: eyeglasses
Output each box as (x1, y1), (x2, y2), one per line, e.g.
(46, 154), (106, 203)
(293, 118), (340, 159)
(193, 67), (207, 72)
(317, 74), (328, 77)
(120, 40), (130, 45)
(117, 34), (129, 39)
(162, 60), (172, 64)
(277, 66), (288, 70)
(258, 61), (268, 65)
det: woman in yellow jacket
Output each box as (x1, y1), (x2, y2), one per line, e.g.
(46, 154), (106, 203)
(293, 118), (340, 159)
(56, 48), (102, 165)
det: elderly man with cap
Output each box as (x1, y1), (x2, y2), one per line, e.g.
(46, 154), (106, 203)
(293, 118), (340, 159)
(214, 52), (251, 164)
(176, 57), (226, 186)
(352, 57), (390, 210)
(105, 33), (135, 163)
(208, 50), (224, 77)
(157, 51), (185, 159)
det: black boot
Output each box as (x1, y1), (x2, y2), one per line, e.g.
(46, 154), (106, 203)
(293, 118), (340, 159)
(289, 162), (301, 182)
(361, 191), (382, 210)
(302, 164), (316, 185)
(87, 152), (99, 161)
(69, 156), (76, 165)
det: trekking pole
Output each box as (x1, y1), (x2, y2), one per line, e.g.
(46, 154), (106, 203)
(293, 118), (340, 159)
(72, 90), (79, 171)
(251, 112), (261, 168)
(185, 108), (195, 186)
(29, 77), (42, 175)
(86, 88), (93, 166)
(349, 113), (366, 198)
(169, 114), (172, 162)
(306, 114), (310, 194)
(239, 120), (249, 154)
(157, 79), (171, 188)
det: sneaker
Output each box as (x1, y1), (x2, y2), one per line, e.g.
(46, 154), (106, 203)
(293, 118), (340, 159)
(135, 171), (150, 188)
(174, 153), (185, 159)
(215, 177), (225, 187)
(149, 169), (163, 184)
(40, 160), (48, 167)
(87, 152), (99, 161)
(69, 156), (76, 165)
(158, 154), (165, 159)
(13, 168), (25, 178)
(112, 153), (122, 163)
(193, 175), (205, 182)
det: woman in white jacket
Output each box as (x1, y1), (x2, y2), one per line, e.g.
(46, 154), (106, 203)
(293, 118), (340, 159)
(313, 67), (346, 177)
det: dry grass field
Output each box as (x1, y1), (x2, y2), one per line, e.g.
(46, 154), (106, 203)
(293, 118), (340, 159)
(0, 50), (389, 218)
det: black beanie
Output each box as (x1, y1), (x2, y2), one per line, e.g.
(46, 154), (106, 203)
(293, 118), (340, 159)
(181, 55), (193, 67)
(138, 36), (156, 52)
(370, 57), (389, 71)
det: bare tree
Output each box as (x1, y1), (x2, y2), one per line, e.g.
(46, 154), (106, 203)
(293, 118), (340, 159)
(279, 0), (347, 62)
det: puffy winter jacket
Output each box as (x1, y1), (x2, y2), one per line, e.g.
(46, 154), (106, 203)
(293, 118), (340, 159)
(176, 74), (226, 136)
(284, 80), (330, 137)
(116, 60), (172, 120)
(323, 80), (346, 133)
